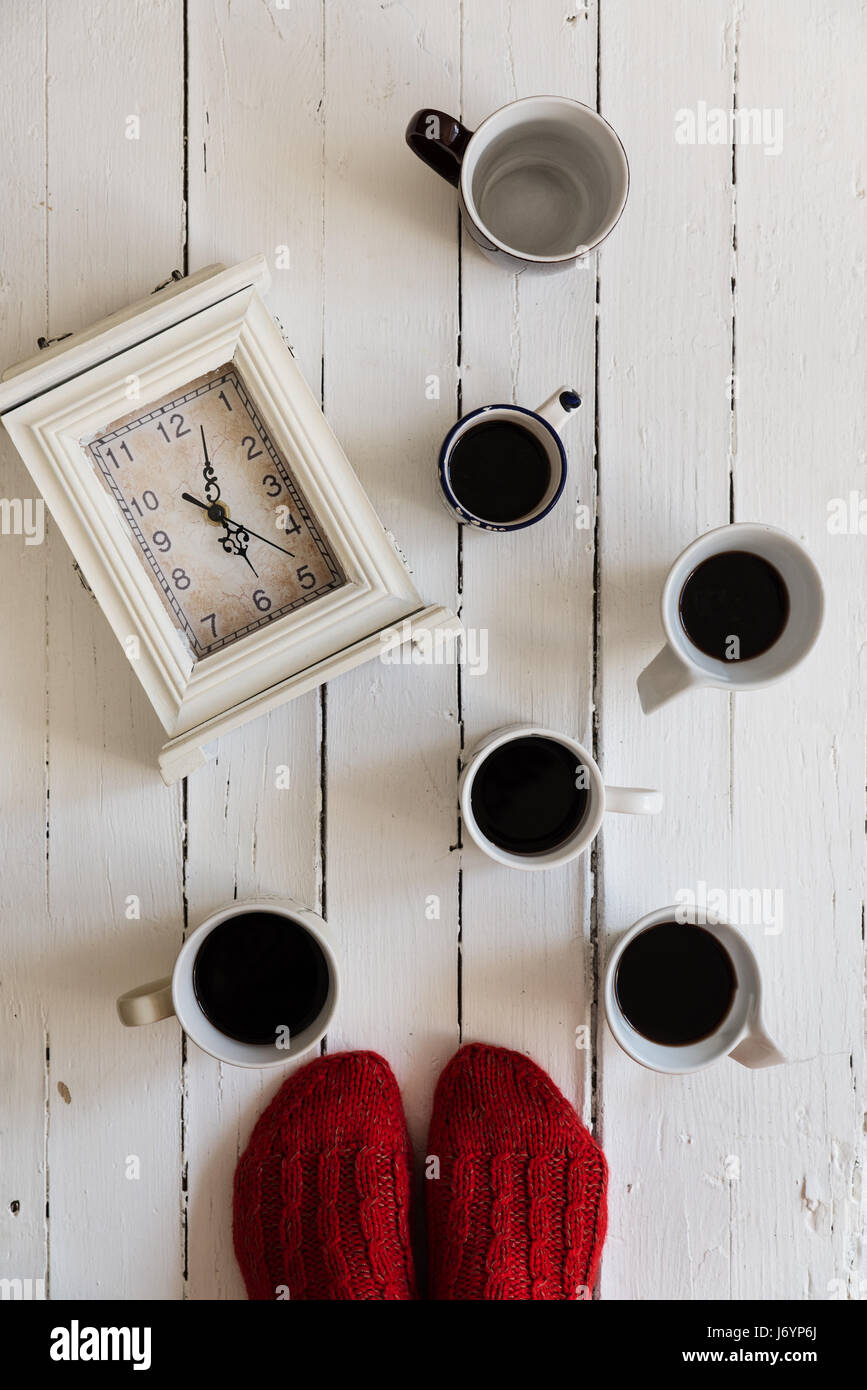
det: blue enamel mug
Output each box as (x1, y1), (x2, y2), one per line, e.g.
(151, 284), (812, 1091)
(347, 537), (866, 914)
(438, 388), (581, 532)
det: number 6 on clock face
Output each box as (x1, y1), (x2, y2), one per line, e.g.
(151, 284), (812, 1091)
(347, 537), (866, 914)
(82, 364), (345, 658)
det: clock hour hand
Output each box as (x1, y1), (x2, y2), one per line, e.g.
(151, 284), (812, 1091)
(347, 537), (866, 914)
(200, 427), (221, 504)
(180, 491), (297, 560)
(180, 492), (258, 577)
(197, 436), (291, 565)
(181, 490), (224, 521)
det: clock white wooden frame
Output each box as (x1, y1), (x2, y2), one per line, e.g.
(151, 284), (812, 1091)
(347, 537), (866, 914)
(0, 257), (459, 784)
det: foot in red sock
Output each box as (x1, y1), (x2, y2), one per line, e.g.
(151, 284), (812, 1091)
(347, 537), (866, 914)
(233, 1051), (416, 1300)
(426, 1043), (608, 1300)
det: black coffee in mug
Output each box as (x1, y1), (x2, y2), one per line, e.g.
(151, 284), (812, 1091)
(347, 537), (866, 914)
(678, 550), (789, 661)
(192, 911), (330, 1045)
(470, 735), (588, 854)
(615, 921), (737, 1047)
(448, 420), (551, 524)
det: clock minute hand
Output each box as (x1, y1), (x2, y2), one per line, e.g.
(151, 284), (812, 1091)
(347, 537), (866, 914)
(201, 427), (221, 504)
(180, 492), (259, 577)
(224, 518), (296, 560)
(180, 493), (297, 560)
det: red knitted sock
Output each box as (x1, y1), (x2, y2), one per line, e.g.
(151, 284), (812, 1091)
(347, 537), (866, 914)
(233, 1051), (416, 1300)
(426, 1043), (608, 1300)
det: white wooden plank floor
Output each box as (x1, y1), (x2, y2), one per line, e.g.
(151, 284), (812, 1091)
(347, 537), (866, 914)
(0, 0), (864, 1301)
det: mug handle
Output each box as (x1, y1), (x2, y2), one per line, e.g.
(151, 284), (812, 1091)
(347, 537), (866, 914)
(117, 977), (174, 1027)
(637, 642), (701, 714)
(536, 387), (582, 434)
(405, 109), (473, 187)
(605, 786), (663, 815)
(729, 1027), (786, 1069)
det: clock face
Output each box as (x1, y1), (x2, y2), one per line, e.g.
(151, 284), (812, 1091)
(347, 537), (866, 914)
(81, 364), (345, 658)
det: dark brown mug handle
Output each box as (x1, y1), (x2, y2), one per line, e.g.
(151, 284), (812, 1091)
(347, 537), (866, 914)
(405, 109), (473, 188)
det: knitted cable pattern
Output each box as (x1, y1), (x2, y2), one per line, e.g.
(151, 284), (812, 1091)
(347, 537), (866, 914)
(426, 1043), (608, 1301)
(233, 1051), (417, 1300)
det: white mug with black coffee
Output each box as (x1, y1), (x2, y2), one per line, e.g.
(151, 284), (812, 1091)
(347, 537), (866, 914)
(438, 389), (581, 532)
(604, 905), (785, 1074)
(460, 724), (662, 870)
(638, 522), (824, 713)
(117, 899), (339, 1067)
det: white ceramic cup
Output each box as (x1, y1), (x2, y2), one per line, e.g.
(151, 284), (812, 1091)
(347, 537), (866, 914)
(116, 898), (339, 1068)
(604, 905), (785, 1074)
(637, 522), (824, 714)
(459, 724), (662, 870)
(406, 96), (629, 271)
(438, 387), (581, 532)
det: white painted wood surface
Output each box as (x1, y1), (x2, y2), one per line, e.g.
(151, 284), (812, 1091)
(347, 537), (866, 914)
(0, 0), (863, 1301)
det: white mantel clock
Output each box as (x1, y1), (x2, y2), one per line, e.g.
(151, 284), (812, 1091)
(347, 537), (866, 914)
(0, 258), (459, 783)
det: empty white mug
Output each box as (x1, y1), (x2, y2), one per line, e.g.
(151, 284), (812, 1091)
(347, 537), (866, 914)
(116, 898), (340, 1068)
(406, 96), (629, 271)
(460, 723), (662, 870)
(604, 905), (785, 1074)
(637, 523), (824, 714)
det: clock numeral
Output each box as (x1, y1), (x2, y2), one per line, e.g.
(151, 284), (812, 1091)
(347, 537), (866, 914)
(262, 474), (281, 498)
(217, 389), (233, 412)
(242, 435), (263, 461)
(172, 568), (191, 590)
(253, 589), (272, 612)
(200, 613), (218, 638)
(152, 530), (171, 552)
(105, 440), (133, 468)
(296, 565), (316, 590)
(275, 503), (303, 536)
(131, 490), (159, 515)
(157, 412), (191, 442)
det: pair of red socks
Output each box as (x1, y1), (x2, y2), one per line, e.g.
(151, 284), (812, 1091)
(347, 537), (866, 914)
(233, 1042), (607, 1300)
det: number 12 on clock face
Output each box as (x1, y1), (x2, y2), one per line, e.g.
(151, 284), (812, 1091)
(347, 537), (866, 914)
(82, 364), (345, 658)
